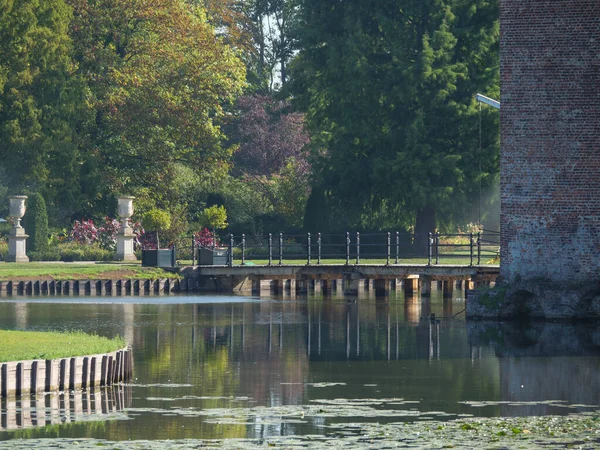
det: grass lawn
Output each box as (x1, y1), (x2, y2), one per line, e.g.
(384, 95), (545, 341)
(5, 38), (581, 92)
(0, 263), (180, 281)
(0, 330), (125, 362)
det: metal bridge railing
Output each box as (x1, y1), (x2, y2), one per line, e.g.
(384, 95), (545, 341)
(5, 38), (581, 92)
(179, 231), (500, 267)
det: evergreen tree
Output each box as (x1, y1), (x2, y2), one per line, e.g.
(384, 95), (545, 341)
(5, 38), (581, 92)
(291, 0), (499, 235)
(22, 192), (49, 253)
(0, 0), (87, 222)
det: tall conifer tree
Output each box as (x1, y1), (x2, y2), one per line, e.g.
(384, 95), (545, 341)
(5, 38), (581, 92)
(291, 0), (499, 235)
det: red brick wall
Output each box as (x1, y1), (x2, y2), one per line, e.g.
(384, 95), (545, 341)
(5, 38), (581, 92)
(500, 0), (600, 283)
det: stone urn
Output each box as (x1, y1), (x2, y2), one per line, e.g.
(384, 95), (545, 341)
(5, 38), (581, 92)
(115, 196), (137, 261)
(117, 196), (135, 230)
(9, 195), (27, 228)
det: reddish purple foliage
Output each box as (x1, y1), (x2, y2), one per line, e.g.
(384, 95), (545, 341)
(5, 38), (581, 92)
(71, 219), (98, 245)
(194, 227), (219, 248)
(98, 216), (120, 250)
(233, 94), (311, 177)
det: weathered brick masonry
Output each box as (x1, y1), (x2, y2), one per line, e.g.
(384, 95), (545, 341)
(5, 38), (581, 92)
(500, 0), (600, 284)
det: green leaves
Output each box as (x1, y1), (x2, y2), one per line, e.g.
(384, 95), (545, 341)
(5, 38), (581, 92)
(291, 0), (499, 232)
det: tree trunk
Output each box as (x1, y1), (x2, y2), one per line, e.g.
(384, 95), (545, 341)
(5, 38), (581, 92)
(414, 206), (436, 256)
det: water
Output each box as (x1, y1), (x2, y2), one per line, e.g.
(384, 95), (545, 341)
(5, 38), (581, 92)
(0, 290), (599, 444)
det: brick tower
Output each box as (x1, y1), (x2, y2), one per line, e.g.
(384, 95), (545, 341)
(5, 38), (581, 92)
(466, 0), (600, 319)
(501, 1), (600, 284)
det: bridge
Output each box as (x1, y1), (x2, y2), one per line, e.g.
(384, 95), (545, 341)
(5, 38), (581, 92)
(179, 231), (500, 295)
(185, 263), (499, 296)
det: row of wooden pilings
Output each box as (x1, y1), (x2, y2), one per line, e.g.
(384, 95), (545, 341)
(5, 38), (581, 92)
(1, 385), (131, 431)
(248, 277), (490, 297)
(0, 347), (132, 398)
(0, 279), (182, 297)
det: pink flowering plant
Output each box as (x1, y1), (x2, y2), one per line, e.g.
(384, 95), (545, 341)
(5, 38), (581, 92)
(194, 227), (220, 248)
(71, 217), (146, 250)
(70, 219), (98, 245)
(98, 216), (120, 250)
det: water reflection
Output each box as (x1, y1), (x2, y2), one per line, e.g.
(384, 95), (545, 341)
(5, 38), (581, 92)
(0, 293), (598, 441)
(468, 321), (600, 416)
(1, 386), (130, 432)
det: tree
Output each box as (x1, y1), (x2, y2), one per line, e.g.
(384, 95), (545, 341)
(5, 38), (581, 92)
(141, 208), (171, 249)
(22, 192), (49, 253)
(67, 0), (246, 213)
(229, 93), (311, 228)
(291, 0), (499, 238)
(199, 205), (228, 232)
(0, 0), (88, 223)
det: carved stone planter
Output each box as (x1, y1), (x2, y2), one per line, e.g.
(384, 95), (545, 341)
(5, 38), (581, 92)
(115, 196), (137, 262)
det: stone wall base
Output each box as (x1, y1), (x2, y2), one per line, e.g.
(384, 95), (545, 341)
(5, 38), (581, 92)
(467, 281), (600, 320)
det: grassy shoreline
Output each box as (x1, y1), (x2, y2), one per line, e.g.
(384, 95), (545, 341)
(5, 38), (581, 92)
(0, 330), (125, 362)
(0, 263), (180, 281)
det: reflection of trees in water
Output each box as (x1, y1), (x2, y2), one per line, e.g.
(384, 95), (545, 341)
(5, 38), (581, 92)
(1, 385), (131, 433)
(468, 321), (600, 416)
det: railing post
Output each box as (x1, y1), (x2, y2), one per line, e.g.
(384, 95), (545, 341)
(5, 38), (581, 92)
(346, 232), (350, 265)
(229, 234), (234, 267)
(191, 236), (196, 266)
(242, 234), (246, 266)
(477, 232), (481, 265)
(279, 232), (283, 265)
(386, 232), (391, 265)
(395, 231), (399, 264)
(469, 233), (474, 266)
(356, 232), (360, 265)
(307, 233), (311, 265)
(428, 232), (433, 266)
(268, 233), (273, 266)
(435, 232), (440, 265)
(172, 245), (176, 268)
(317, 232), (322, 265)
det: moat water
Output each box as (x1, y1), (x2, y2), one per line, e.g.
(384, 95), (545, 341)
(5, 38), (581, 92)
(0, 290), (599, 446)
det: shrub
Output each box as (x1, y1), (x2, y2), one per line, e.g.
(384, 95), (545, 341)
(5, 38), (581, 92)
(29, 242), (114, 262)
(0, 238), (7, 261)
(98, 216), (120, 250)
(22, 193), (49, 253)
(194, 227), (219, 248)
(71, 220), (98, 245)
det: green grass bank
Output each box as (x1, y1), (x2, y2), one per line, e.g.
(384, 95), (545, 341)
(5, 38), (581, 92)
(0, 263), (179, 281)
(0, 330), (125, 362)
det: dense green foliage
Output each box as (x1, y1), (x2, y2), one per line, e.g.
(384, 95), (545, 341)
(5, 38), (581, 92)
(0, 0), (500, 241)
(22, 192), (49, 253)
(291, 0), (500, 234)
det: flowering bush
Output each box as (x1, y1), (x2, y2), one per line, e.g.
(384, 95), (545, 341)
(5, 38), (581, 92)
(72, 217), (146, 250)
(70, 220), (98, 245)
(98, 216), (120, 250)
(131, 221), (145, 249)
(194, 227), (219, 248)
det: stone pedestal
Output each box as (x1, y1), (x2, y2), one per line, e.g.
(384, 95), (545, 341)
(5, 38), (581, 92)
(7, 196), (29, 263)
(7, 228), (29, 262)
(115, 228), (137, 261)
(114, 196), (137, 262)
